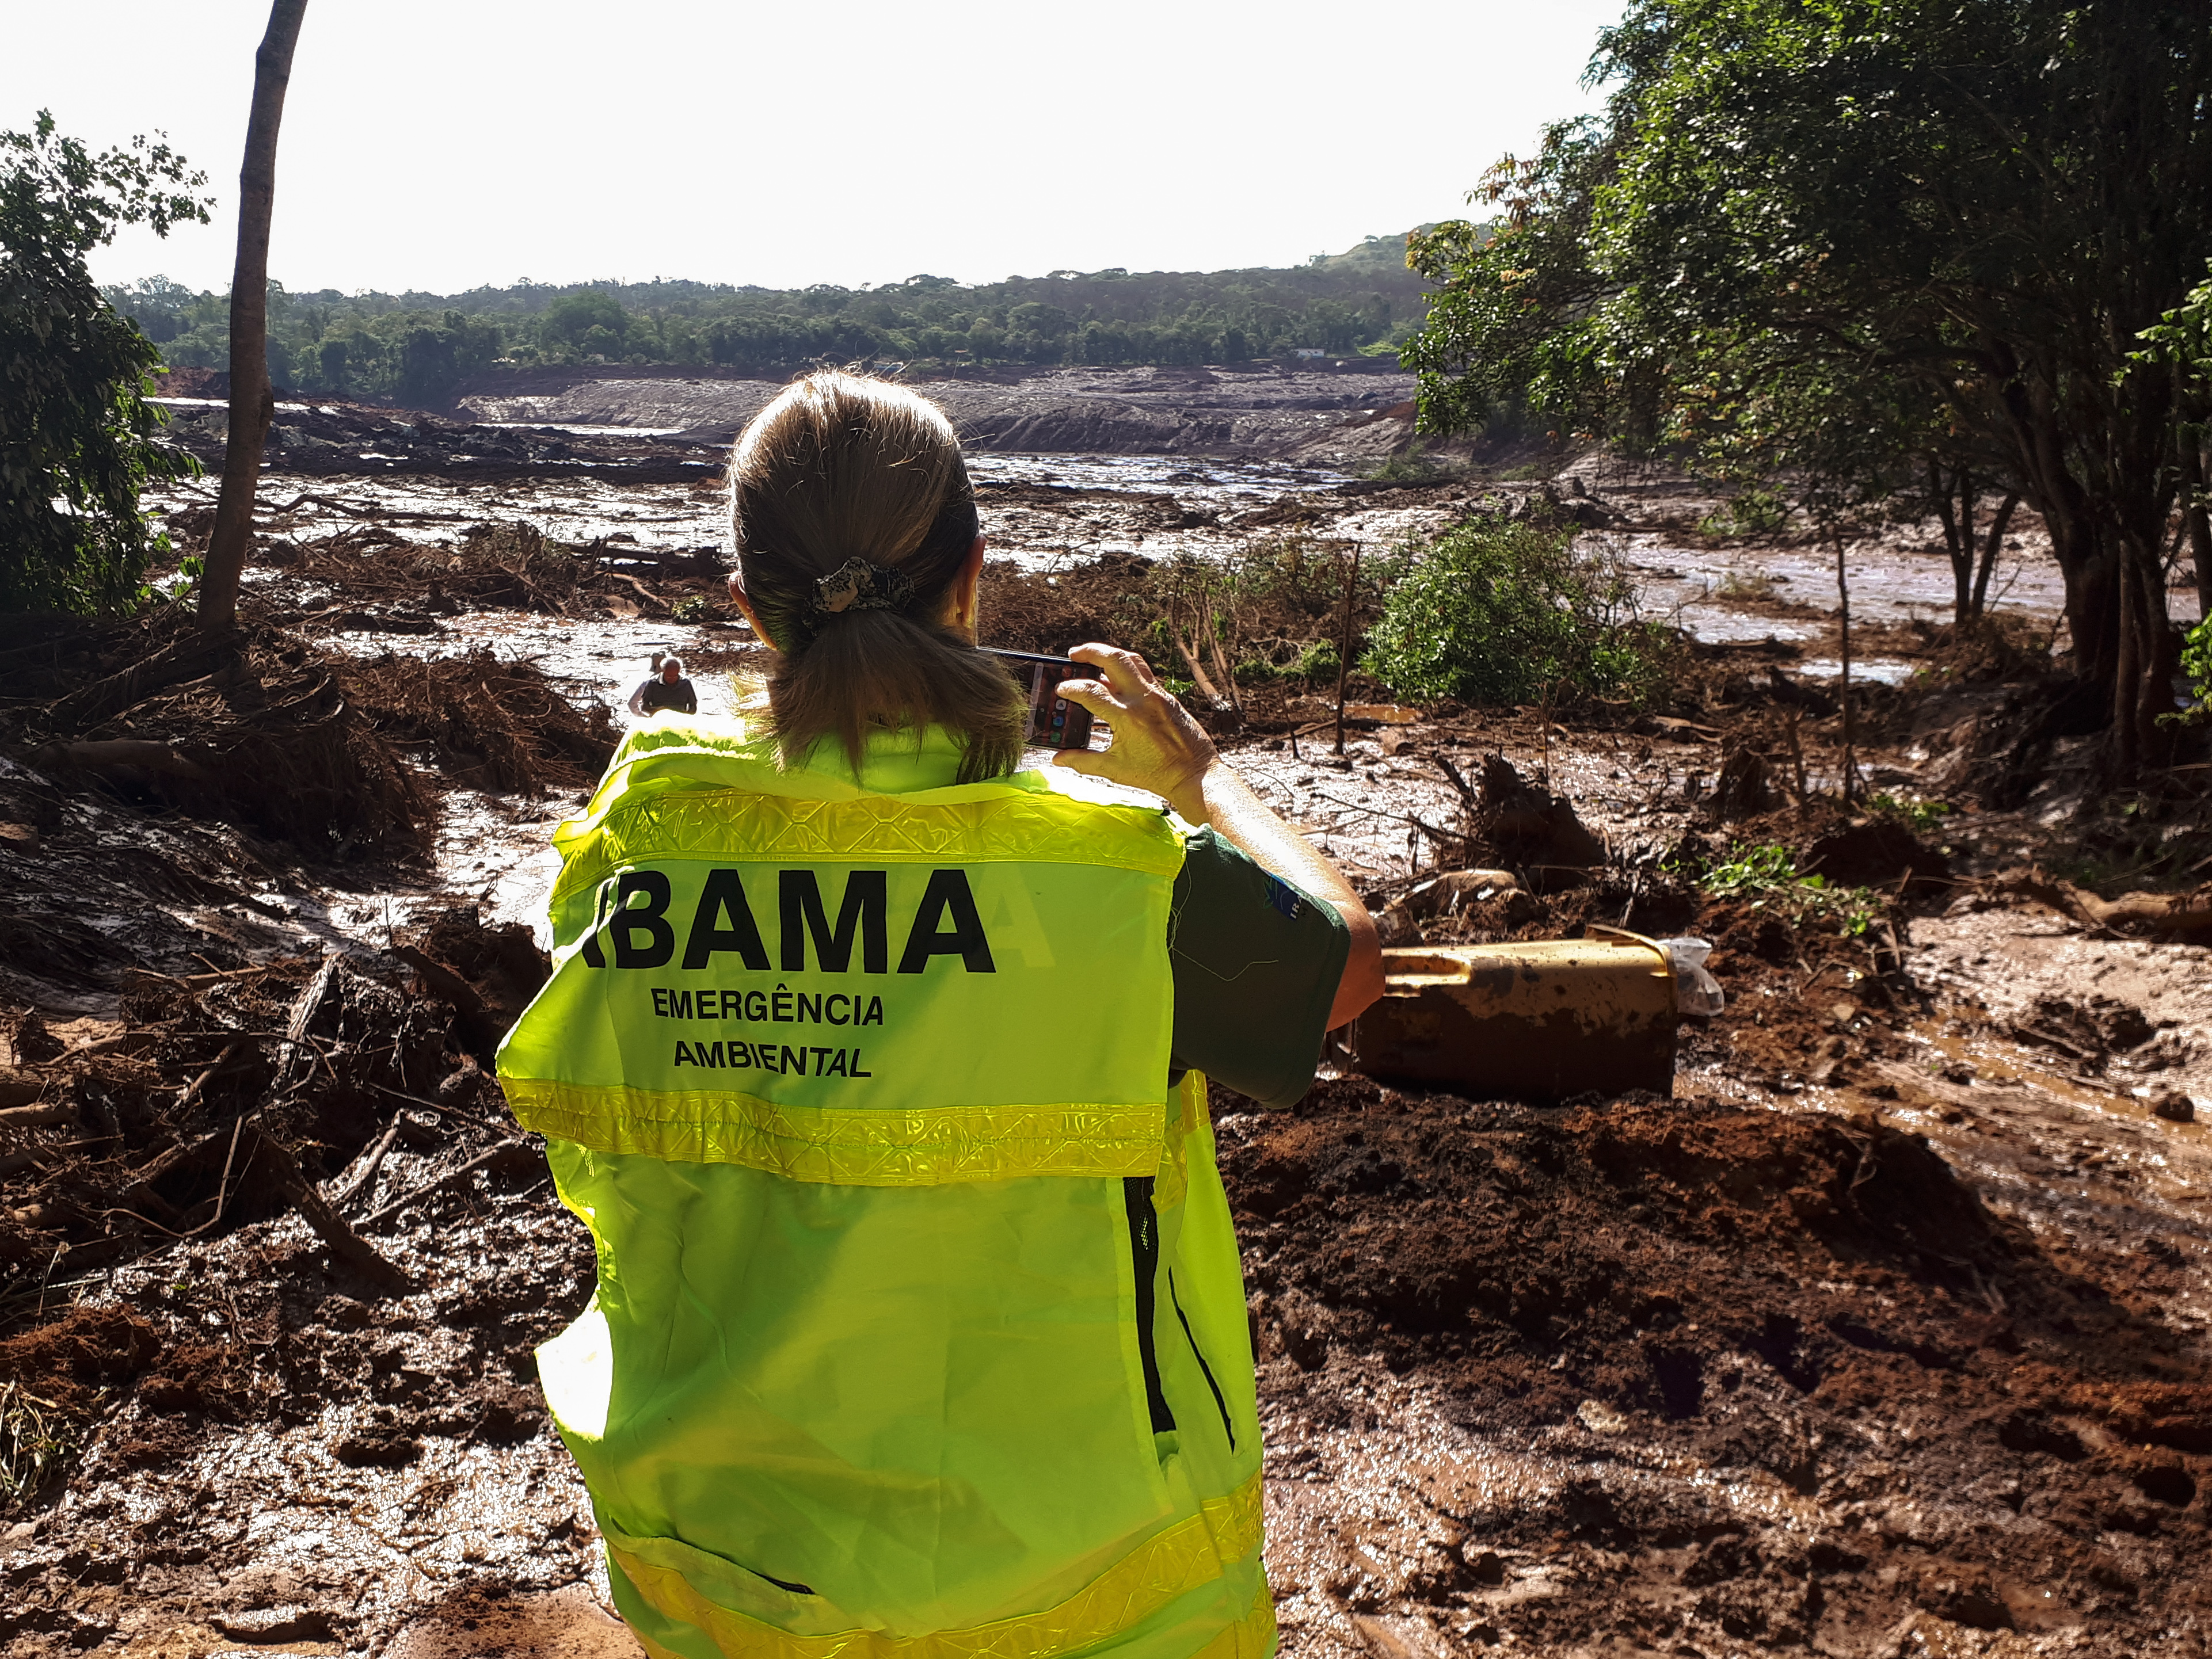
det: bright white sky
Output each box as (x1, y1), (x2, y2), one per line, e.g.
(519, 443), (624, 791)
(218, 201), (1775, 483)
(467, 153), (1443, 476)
(9, 1), (1623, 297)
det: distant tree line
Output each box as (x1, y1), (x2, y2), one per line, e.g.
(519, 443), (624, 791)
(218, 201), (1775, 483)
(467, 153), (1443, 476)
(104, 238), (1429, 406)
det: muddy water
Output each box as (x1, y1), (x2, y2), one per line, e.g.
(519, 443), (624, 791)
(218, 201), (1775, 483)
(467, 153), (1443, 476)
(136, 457), (2114, 963)
(1625, 532), (2073, 634)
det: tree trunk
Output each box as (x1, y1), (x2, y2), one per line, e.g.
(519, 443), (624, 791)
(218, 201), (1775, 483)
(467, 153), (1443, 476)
(1973, 492), (2021, 620)
(2045, 497), (2121, 716)
(197, 0), (310, 636)
(1928, 457), (1974, 625)
(1834, 531), (1856, 802)
(2104, 530), (2180, 772)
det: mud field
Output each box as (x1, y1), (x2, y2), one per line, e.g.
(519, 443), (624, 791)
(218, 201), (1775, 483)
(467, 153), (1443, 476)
(1, 393), (2209, 1658)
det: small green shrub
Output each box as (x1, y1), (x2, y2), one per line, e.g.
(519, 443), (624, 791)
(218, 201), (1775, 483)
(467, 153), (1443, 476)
(2164, 616), (2211, 727)
(1697, 841), (1799, 894)
(1691, 841), (1880, 939)
(1289, 639), (1340, 683)
(1697, 486), (1790, 539)
(1365, 443), (1451, 484)
(1713, 568), (1780, 601)
(1361, 518), (1665, 707)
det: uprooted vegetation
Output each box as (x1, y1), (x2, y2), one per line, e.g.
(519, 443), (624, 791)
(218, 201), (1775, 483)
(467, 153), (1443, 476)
(0, 601), (616, 858)
(336, 647), (617, 796)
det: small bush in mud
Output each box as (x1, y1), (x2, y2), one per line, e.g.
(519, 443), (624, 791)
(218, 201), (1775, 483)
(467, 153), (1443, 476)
(1362, 519), (1666, 707)
(1865, 791), (1954, 836)
(1362, 442), (1460, 485)
(1676, 840), (1880, 939)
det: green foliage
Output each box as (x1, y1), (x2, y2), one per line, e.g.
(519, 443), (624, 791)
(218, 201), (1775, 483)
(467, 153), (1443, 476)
(1692, 841), (1880, 940)
(2133, 259), (2212, 396)
(1361, 518), (1663, 706)
(1697, 842), (1799, 897)
(104, 235), (1431, 398)
(2167, 617), (2212, 728)
(541, 289), (627, 350)
(1, 112), (209, 613)
(1697, 487), (1789, 540)
(1399, 0), (2212, 743)
(1867, 792), (1954, 834)
(1288, 638), (1340, 684)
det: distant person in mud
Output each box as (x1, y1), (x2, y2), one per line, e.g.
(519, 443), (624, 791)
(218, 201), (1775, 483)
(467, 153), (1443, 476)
(498, 370), (1380, 1659)
(626, 654), (697, 718)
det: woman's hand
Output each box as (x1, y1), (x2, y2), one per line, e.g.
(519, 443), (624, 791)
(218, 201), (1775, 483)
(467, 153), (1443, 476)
(1051, 644), (1219, 821)
(1052, 641), (1384, 1030)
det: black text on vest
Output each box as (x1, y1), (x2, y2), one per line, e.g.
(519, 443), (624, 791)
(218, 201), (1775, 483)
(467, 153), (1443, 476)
(584, 867), (993, 974)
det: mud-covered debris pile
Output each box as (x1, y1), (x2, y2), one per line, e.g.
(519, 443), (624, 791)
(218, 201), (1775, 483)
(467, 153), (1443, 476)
(0, 1088), (595, 1657)
(1231, 1078), (2212, 1653)
(338, 646), (617, 796)
(3, 609), (426, 856)
(153, 395), (724, 484)
(0, 910), (536, 1337)
(265, 517), (730, 626)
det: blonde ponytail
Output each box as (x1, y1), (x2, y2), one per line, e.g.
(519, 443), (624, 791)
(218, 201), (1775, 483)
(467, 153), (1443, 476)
(730, 371), (1022, 783)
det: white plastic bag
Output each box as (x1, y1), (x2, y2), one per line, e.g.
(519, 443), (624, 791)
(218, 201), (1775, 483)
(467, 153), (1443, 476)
(1655, 936), (1726, 1017)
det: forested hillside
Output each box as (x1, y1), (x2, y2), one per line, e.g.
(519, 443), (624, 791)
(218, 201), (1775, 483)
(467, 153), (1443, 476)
(105, 232), (1436, 405)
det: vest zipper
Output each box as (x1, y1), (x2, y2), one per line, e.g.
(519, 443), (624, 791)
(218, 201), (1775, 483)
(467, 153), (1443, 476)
(1168, 1271), (1236, 1450)
(1123, 1176), (1177, 1434)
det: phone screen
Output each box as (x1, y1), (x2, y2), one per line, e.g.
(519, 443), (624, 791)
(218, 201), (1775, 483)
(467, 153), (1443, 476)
(981, 649), (1098, 751)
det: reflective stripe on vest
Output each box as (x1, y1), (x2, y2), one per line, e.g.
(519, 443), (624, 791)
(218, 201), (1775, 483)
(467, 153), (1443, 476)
(498, 757), (1185, 1185)
(607, 1468), (1267, 1659)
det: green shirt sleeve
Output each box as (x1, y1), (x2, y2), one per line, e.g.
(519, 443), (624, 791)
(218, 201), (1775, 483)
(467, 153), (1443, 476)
(1166, 826), (1350, 1111)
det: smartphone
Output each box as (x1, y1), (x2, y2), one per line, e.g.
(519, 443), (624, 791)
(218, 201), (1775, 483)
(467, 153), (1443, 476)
(983, 648), (1098, 751)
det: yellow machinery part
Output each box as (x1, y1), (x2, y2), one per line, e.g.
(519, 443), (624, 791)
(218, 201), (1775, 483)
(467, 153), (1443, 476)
(1338, 929), (1677, 1101)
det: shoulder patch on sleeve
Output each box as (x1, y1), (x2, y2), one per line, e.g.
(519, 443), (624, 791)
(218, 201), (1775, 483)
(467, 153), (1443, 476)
(1263, 872), (1307, 921)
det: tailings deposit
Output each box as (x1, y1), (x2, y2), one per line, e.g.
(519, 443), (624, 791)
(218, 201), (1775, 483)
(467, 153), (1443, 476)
(0, 376), (2206, 1658)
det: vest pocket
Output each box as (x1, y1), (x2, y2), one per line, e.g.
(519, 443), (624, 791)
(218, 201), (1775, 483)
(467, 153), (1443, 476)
(1123, 1176), (1177, 1435)
(1170, 1271), (1236, 1451)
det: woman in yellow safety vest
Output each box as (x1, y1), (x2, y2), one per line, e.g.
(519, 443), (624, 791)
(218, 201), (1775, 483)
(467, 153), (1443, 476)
(498, 371), (1383, 1659)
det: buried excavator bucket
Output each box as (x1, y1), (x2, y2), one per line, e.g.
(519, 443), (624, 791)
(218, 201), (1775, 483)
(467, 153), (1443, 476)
(1336, 926), (1709, 1101)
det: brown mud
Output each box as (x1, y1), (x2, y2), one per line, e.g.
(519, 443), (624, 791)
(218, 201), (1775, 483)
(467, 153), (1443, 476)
(2, 417), (2209, 1656)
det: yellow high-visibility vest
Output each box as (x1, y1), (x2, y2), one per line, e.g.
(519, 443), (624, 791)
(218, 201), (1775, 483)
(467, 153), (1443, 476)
(498, 719), (1273, 1659)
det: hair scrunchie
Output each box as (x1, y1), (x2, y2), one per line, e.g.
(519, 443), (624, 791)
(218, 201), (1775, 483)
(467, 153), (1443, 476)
(809, 557), (915, 620)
